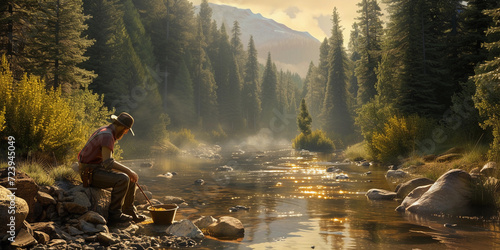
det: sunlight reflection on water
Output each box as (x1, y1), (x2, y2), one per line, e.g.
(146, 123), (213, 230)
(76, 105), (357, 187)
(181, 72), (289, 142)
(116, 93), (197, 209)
(128, 147), (500, 249)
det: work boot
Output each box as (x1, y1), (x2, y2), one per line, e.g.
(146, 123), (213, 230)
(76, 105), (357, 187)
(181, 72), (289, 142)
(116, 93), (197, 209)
(108, 213), (133, 225)
(124, 210), (147, 223)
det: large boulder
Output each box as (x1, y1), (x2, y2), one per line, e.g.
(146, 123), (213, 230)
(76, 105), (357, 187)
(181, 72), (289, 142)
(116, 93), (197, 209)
(0, 169), (39, 222)
(36, 191), (57, 206)
(395, 178), (435, 199)
(365, 189), (397, 200)
(206, 216), (244, 239)
(11, 228), (37, 248)
(395, 184), (432, 212)
(480, 162), (497, 177)
(83, 187), (111, 219)
(385, 170), (407, 179)
(193, 216), (217, 230)
(165, 219), (204, 240)
(405, 169), (472, 215)
(0, 186), (29, 240)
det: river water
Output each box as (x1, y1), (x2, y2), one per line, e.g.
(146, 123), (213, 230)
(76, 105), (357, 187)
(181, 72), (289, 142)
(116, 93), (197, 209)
(128, 146), (500, 249)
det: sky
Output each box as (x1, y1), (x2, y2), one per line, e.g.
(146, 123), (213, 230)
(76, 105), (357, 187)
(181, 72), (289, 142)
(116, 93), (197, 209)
(190, 0), (386, 42)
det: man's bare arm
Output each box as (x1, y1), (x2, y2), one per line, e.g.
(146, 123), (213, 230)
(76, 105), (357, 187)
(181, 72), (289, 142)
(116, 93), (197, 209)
(102, 146), (139, 183)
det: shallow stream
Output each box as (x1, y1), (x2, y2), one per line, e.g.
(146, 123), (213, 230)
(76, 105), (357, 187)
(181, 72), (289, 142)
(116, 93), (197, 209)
(127, 147), (500, 249)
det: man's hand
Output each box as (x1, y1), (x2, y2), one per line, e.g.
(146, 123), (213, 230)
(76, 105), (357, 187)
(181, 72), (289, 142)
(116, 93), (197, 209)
(127, 169), (139, 183)
(102, 146), (139, 183)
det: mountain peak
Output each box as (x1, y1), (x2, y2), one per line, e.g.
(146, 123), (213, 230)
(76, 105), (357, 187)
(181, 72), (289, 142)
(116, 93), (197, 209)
(196, 3), (320, 77)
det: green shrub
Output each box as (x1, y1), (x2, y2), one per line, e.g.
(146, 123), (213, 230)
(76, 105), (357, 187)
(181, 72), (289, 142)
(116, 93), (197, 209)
(345, 142), (369, 161)
(169, 128), (199, 148)
(292, 129), (335, 153)
(0, 55), (111, 162)
(371, 115), (432, 163)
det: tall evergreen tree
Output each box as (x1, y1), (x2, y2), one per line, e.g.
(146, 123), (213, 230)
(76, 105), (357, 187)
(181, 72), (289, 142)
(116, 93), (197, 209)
(260, 52), (279, 126)
(298, 99), (312, 135)
(213, 24), (243, 133)
(381, 0), (459, 117)
(190, 17), (218, 129)
(304, 62), (323, 124)
(355, 0), (383, 106)
(347, 22), (361, 103)
(231, 20), (246, 79)
(27, 0), (95, 90)
(199, 0), (213, 41)
(0, 0), (38, 78)
(242, 36), (261, 132)
(321, 8), (353, 140)
(473, 7), (500, 161)
(169, 58), (195, 128)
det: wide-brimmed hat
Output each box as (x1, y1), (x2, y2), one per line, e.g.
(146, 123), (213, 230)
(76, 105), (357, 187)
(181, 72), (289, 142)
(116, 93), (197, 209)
(111, 112), (135, 136)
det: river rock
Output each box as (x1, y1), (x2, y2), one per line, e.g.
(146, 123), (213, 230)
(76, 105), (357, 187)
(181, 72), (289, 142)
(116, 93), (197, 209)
(84, 187), (111, 219)
(11, 228), (37, 248)
(396, 184), (432, 212)
(79, 211), (107, 225)
(0, 186), (29, 240)
(67, 225), (84, 236)
(136, 190), (153, 205)
(33, 230), (50, 244)
(406, 169), (472, 215)
(165, 219), (204, 240)
(480, 162), (497, 177)
(96, 232), (119, 246)
(206, 216), (244, 239)
(31, 221), (62, 238)
(193, 216), (217, 230)
(395, 178), (435, 199)
(79, 219), (100, 234)
(63, 201), (88, 214)
(96, 224), (109, 233)
(36, 191), (57, 206)
(47, 239), (67, 247)
(73, 191), (92, 207)
(366, 189), (397, 200)
(0, 169), (39, 222)
(163, 196), (185, 204)
(436, 153), (462, 162)
(385, 170), (407, 179)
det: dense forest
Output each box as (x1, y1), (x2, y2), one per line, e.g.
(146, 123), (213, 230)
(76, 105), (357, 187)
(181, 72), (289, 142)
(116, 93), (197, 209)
(1, 0), (500, 163)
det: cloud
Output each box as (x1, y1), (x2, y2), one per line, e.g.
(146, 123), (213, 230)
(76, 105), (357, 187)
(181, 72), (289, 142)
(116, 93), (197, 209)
(284, 6), (300, 19)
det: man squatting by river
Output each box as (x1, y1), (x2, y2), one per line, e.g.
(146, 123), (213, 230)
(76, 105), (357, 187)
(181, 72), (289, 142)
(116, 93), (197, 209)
(77, 112), (147, 225)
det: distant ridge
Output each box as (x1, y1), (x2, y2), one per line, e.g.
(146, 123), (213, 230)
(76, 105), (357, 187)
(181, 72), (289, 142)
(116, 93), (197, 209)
(195, 3), (320, 77)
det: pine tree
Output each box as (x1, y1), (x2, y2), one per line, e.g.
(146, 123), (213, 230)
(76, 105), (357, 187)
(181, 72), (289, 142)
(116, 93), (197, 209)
(473, 7), (500, 160)
(347, 22), (361, 103)
(0, 0), (38, 78)
(26, 0), (95, 90)
(355, 0), (383, 106)
(231, 20), (246, 78)
(260, 52), (279, 126)
(212, 24), (243, 133)
(242, 36), (261, 132)
(169, 58), (195, 128)
(190, 17), (218, 129)
(321, 8), (353, 140)
(298, 99), (312, 135)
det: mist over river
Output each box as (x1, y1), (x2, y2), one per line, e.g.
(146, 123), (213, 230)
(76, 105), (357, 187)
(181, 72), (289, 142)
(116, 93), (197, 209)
(125, 146), (500, 249)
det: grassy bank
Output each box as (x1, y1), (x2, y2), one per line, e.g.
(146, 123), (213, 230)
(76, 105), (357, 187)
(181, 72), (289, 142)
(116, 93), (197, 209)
(1, 162), (80, 186)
